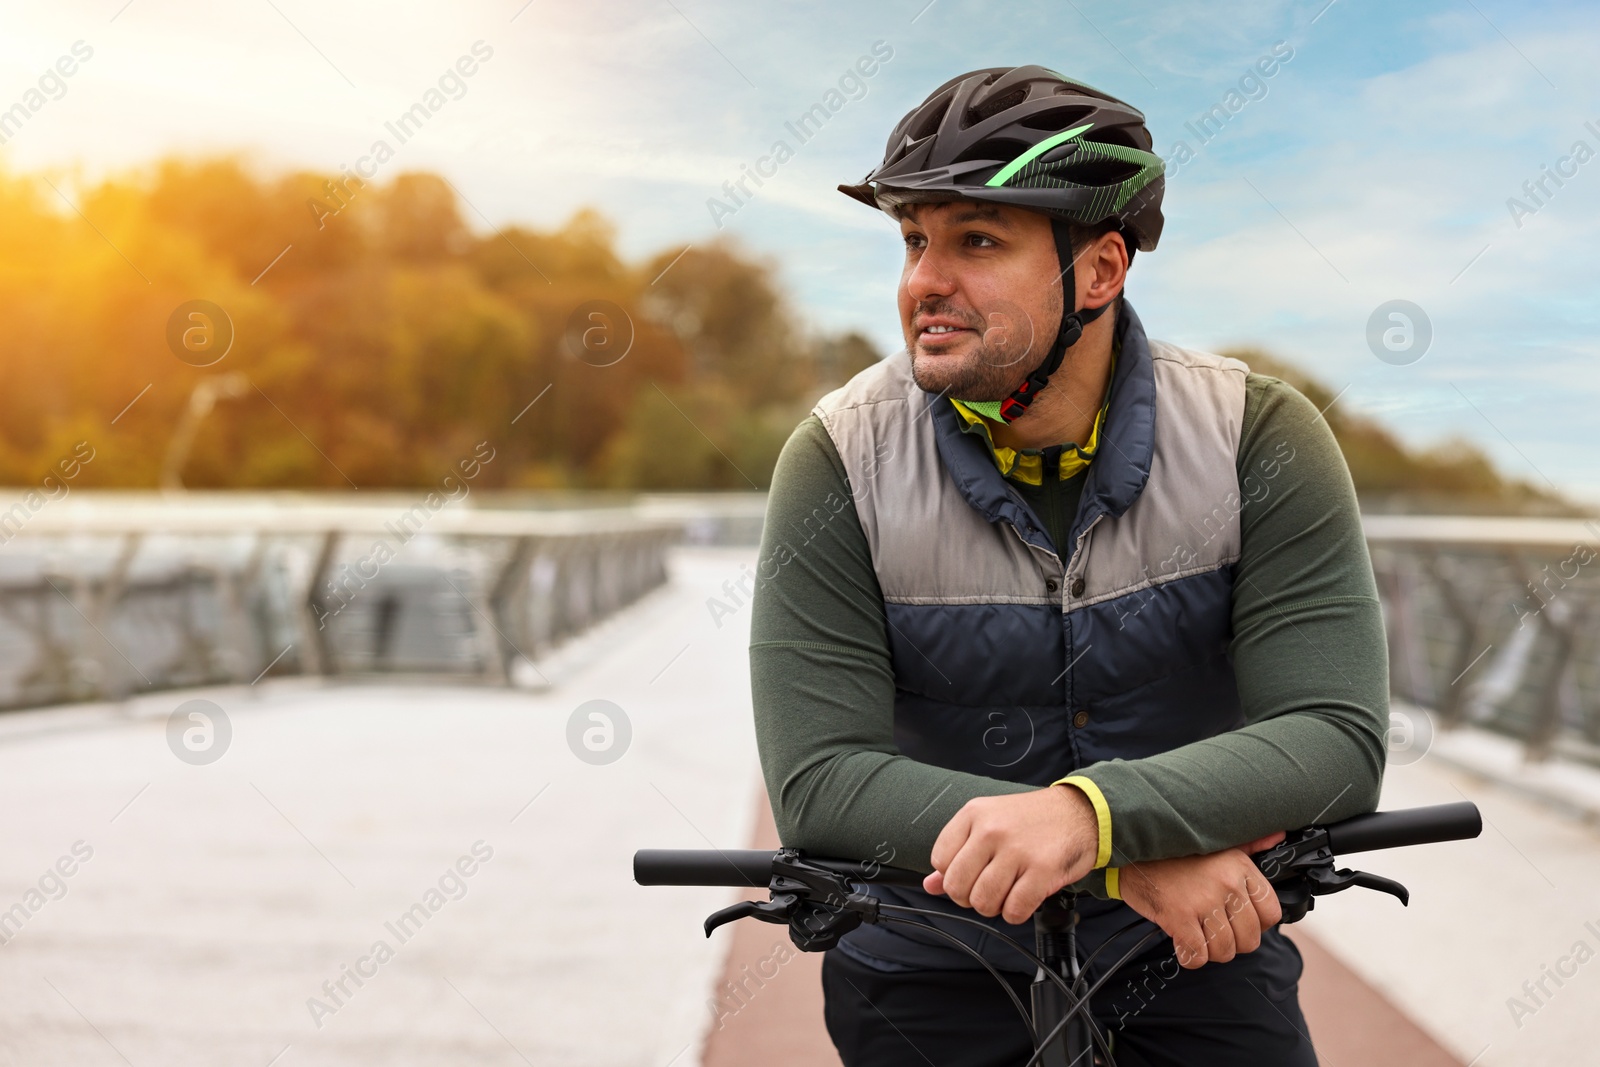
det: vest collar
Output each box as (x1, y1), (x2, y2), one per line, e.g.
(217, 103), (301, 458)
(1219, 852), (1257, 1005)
(928, 299), (1156, 556)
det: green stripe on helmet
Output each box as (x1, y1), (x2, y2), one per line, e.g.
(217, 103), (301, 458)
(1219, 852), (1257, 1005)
(984, 123), (1094, 188)
(1001, 140), (1165, 218)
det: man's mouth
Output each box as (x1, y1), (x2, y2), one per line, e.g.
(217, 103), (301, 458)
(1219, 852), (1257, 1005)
(915, 322), (975, 346)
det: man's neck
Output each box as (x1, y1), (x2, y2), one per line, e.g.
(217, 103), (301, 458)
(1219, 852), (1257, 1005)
(986, 314), (1117, 451)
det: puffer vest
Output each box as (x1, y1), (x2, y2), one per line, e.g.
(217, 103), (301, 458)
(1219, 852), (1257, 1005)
(811, 302), (1251, 973)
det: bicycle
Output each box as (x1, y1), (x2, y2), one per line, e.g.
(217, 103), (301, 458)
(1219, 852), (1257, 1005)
(635, 800), (1483, 1066)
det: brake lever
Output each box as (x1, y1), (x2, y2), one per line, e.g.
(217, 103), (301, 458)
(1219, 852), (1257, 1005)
(1252, 827), (1410, 923)
(1305, 866), (1410, 907)
(703, 892), (799, 936)
(700, 849), (885, 951)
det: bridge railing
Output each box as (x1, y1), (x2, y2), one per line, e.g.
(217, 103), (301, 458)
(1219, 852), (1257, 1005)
(0, 496), (678, 709)
(5, 494), (1597, 767)
(1365, 515), (1600, 767)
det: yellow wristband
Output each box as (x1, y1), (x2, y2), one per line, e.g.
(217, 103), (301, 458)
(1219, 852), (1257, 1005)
(1104, 867), (1121, 900)
(1054, 775), (1112, 869)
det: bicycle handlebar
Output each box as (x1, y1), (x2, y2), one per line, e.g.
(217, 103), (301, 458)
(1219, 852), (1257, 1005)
(632, 802), (1484, 889)
(1321, 800), (1481, 856)
(632, 849), (771, 886)
(633, 849), (924, 887)
(635, 801), (1483, 1067)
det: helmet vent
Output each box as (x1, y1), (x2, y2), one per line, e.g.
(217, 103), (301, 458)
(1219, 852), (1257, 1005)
(1064, 157), (1145, 185)
(1017, 105), (1096, 131)
(907, 102), (949, 143)
(964, 87), (1027, 127)
(1052, 81), (1118, 104)
(1084, 127), (1140, 149)
(953, 137), (1032, 166)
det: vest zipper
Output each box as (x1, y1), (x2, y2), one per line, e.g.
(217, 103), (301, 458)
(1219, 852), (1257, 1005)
(1063, 513), (1103, 592)
(1042, 448), (1061, 553)
(1006, 520), (1057, 559)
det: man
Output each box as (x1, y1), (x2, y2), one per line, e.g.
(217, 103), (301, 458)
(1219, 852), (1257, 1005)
(750, 66), (1387, 1065)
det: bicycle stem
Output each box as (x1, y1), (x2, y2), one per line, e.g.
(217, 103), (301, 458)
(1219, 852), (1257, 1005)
(1031, 894), (1094, 1066)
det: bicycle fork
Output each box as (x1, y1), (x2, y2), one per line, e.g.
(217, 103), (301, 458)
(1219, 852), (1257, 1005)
(1031, 893), (1096, 1067)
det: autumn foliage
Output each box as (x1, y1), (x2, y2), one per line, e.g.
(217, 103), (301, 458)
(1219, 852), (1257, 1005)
(0, 157), (879, 490)
(0, 156), (1565, 511)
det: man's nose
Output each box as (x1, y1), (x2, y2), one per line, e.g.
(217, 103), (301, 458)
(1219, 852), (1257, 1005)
(906, 245), (957, 302)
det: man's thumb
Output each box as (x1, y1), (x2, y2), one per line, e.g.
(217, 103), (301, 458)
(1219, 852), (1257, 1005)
(1239, 830), (1286, 855)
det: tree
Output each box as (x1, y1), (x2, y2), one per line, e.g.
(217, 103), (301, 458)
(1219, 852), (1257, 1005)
(0, 156), (882, 491)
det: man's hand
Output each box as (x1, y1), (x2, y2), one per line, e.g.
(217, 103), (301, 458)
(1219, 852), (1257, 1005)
(922, 785), (1099, 925)
(1116, 832), (1285, 969)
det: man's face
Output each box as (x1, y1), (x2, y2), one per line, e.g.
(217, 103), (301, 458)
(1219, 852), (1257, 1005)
(897, 200), (1063, 400)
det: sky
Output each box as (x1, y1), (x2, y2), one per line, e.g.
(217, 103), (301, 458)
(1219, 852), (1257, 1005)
(2, 0), (1598, 499)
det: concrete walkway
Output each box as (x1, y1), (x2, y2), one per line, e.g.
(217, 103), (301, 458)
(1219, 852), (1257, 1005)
(0, 545), (1594, 1065)
(1299, 750), (1600, 1066)
(0, 547), (761, 1066)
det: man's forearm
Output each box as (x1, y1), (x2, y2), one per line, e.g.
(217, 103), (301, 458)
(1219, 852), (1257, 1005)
(1074, 700), (1385, 865)
(752, 641), (1114, 898)
(753, 642), (1035, 870)
(1071, 375), (1391, 865)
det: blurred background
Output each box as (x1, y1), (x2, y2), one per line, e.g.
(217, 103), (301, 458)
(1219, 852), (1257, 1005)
(0, 1), (1597, 1065)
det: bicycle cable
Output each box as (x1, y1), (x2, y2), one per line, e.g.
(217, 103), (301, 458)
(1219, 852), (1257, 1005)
(876, 915), (1126, 1062)
(876, 903), (1076, 997)
(874, 915), (1037, 1041)
(876, 902), (1117, 1061)
(1073, 916), (1159, 995)
(1021, 927), (1167, 1067)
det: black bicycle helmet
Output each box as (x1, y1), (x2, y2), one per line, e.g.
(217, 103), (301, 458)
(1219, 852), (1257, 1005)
(840, 66), (1165, 421)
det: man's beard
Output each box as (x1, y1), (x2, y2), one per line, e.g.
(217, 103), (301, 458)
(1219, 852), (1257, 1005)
(907, 293), (1061, 400)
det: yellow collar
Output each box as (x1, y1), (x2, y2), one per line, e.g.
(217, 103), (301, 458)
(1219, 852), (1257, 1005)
(949, 398), (1107, 485)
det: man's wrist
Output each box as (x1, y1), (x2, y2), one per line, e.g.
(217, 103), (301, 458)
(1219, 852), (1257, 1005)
(1048, 780), (1102, 875)
(1053, 775), (1113, 869)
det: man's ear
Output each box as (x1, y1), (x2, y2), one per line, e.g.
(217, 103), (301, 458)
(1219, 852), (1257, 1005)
(1086, 231), (1128, 306)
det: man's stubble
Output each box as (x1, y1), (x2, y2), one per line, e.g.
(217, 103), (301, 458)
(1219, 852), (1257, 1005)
(907, 287), (1062, 400)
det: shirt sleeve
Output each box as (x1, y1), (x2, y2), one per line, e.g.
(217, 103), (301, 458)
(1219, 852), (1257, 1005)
(750, 415), (1112, 896)
(1068, 374), (1390, 864)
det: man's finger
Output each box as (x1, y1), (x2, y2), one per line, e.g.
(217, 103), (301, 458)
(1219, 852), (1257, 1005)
(1172, 922), (1207, 970)
(1000, 868), (1057, 926)
(929, 808), (973, 874)
(1201, 903), (1237, 964)
(1228, 886), (1264, 954)
(967, 856), (1021, 919)
(1239, 830), (1286, 854)
(1248, 869), (1283, 930)
(939, 833), (997, 908)
(922, 870), (945, 896)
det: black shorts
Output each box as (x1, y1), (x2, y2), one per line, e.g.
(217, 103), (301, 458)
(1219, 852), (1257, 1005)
(821, 929), (1318, 1067)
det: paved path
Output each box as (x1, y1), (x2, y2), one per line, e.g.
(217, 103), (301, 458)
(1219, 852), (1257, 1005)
(0, 545), (1594, 1065)
(0, 547), (761, 1066)
(1299, 752), (1600, 1067)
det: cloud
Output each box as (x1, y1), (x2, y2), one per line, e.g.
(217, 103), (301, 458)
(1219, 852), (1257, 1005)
(1126, 12), (1600, 496)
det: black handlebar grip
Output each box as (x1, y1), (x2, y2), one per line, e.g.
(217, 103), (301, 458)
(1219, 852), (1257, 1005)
(633, 849), (927, 887)
(1323, 801), (1482, 856)
(810, 858), (927, 887)
(633, 849), (775, 887)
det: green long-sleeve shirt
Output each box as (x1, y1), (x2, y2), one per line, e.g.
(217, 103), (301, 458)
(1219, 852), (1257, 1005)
(749, 373), (1388, 887)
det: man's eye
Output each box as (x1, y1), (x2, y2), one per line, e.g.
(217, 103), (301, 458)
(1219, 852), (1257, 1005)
(904, 233), (925, 249)
(967, 233), (997, 247)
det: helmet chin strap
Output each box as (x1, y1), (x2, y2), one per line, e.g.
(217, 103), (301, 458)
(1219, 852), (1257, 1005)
(997, 217), (1115, 424)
